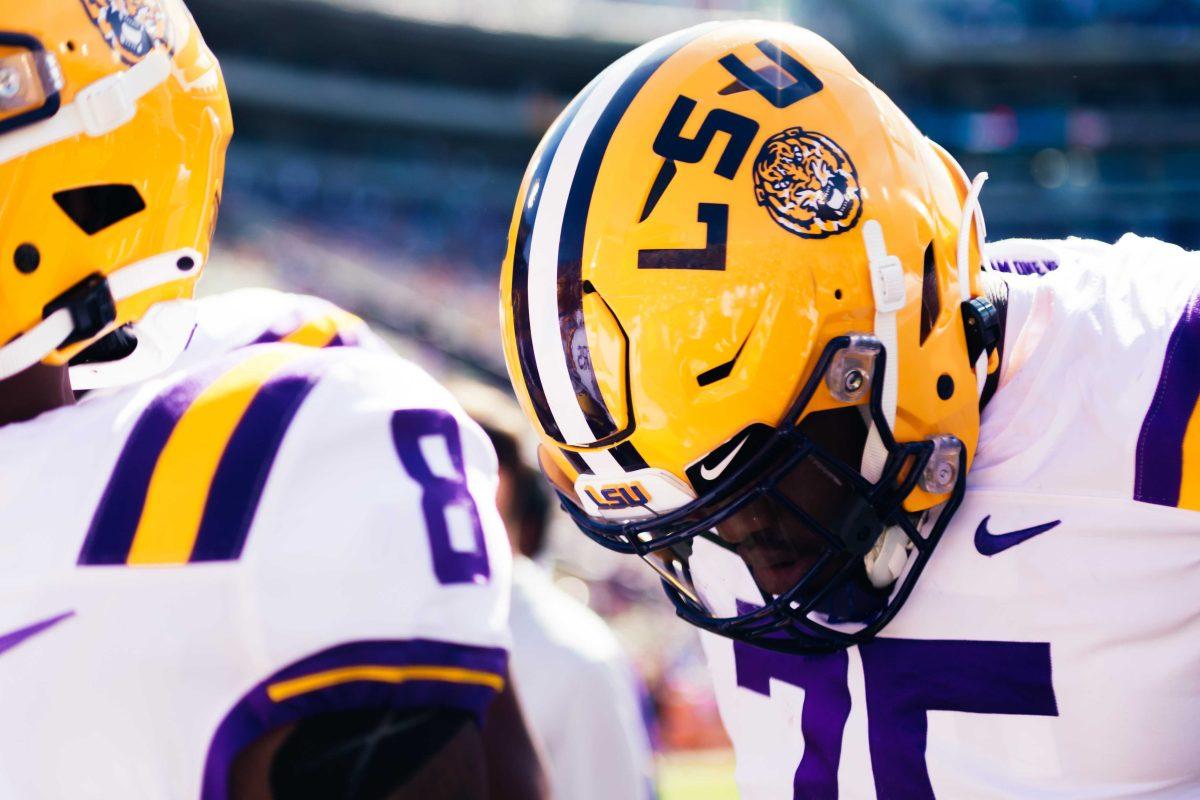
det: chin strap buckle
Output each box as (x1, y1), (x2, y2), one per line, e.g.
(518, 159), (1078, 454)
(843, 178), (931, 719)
(961, 296), (1000, 365)
(43, 273), (117, 347)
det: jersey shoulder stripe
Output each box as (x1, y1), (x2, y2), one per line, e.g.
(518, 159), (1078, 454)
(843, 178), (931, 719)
(249, 305), (366, 349)
(79, 345), (326, 566)
(1135, 288), (1200, 511)
(201, 639), (508, 800)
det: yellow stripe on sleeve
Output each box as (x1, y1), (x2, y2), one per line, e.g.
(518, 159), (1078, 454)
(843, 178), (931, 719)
(126, 347), (311, 565)
(1177, 402), (1200, 511)
(266, 665), (506, 703)
(280, 310), (364, 348)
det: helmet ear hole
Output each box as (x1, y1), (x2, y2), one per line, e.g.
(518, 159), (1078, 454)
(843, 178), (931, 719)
(919, 242), (939, 345)
(53, 184), (146, 235)
(13, 243), (39, 274)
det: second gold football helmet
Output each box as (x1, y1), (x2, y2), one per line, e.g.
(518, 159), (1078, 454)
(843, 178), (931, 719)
(500, 20), (997, 652)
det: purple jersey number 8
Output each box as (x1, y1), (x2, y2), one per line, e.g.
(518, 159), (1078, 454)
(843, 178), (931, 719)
(391, 409), (490, 585)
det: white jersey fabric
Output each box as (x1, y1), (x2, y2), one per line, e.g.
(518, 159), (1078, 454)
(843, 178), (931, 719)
(179, 287), (391, 366)
(508, 556), (655, 800)
(0, 340), (511, 798)
(702, 235), (1200, 799)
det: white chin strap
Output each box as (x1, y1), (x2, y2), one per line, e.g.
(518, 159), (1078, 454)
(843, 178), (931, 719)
(862, 173), (992, 588)
(0, 50), (171, 168)
(958, 172), (991, 397)
(0, 248), (202, 383)
(860, 219), (905, 484)
(69, 299), (198, 391)
(860, 220), (911, 588)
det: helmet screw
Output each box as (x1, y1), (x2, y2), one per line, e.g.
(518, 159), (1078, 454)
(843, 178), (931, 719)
(0, 69), (20, 100)
(843, 369), (865, 395)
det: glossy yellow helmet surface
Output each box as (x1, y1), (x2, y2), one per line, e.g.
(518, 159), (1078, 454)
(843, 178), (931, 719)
(500, 20), (994, 652)
(0, 0), (231, 380)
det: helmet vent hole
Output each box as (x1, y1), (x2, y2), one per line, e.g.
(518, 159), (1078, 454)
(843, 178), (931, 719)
(919, 242), (940, 346)
(582, 280), (596, 294)
(13, 243), (39, 274)
(53, 184), (146, 236)
(697, 331), (752, 387)
(937, 373), (954, 400)
(64, 41), (76, 53)
(834, 288), (843, 300)
(177, 256), (196, 272)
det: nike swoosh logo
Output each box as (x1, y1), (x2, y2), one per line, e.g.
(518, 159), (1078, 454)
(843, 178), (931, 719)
(974, 516), (1061, 556)
(700, 436), (749, 481)
(0, 611), (74, 658)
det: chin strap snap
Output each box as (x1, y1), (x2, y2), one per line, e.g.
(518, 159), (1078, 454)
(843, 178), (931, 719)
(0, 247), (201, 382)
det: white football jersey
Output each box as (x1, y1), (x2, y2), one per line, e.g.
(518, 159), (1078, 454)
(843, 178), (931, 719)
(0, 341), (511, 798)
(702, 235), (1200, 799)
(180, 287), (391, 363)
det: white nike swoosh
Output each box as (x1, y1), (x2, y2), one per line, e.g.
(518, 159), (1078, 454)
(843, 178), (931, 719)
(699, 436), (749, 482)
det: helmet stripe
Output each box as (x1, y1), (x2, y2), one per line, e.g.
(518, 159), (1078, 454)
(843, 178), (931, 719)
(554, 32), (709, 442)
(522, 24), (714, 469)
(510, 80), (598, 444)
(559, 447), (593, 476)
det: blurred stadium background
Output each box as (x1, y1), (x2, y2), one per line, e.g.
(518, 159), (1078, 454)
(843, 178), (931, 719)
(190, 1), (1200, 795)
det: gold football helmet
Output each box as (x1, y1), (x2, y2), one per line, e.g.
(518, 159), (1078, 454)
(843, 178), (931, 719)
(0, 0), (231, 382)
(499, 21), (997, 652)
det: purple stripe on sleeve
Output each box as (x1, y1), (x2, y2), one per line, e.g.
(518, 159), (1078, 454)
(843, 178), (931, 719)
(201, 639), (507, 800)
(79, 371), (221, 565)
(1135, 291), (1200, 507)
(190, 370), (323, 562)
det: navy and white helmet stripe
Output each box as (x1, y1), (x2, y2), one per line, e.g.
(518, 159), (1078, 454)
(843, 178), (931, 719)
(510, 24), (717, 476)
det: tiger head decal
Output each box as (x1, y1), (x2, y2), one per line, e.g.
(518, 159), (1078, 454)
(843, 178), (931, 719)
(79, 0), (176, 64)
(752, 127), (862, 239)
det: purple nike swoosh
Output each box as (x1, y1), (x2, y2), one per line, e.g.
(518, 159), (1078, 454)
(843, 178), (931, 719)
(975, 516), (1061, 556)
(0, 611), (74, 658)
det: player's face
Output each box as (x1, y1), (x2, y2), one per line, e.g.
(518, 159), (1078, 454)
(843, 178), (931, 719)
(713, 408), (866, 596)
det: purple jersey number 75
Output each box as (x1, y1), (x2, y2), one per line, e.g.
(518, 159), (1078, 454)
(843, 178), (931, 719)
(734, 637), (1058, 798)
(391, 408), (490, 585)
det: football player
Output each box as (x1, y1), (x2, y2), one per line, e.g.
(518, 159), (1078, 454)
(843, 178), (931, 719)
(501, 19), (1200, 799)
(0, 3), (543, 798)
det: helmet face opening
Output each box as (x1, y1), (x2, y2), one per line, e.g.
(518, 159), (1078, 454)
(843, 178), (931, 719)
(554, 335), (967, 654)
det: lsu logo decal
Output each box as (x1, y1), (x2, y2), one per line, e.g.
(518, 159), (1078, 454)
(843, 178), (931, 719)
(752, 127), (862, 239)
(79, 0), (176, 64)
(582, 482), (651, 512)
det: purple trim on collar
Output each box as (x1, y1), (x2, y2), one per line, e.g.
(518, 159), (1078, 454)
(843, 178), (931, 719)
(200, 639), (507, 800)
(1135, 290), (1200, 507)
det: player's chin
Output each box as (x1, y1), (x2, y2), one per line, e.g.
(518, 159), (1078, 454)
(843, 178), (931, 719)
(739, 546), (823, 598)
